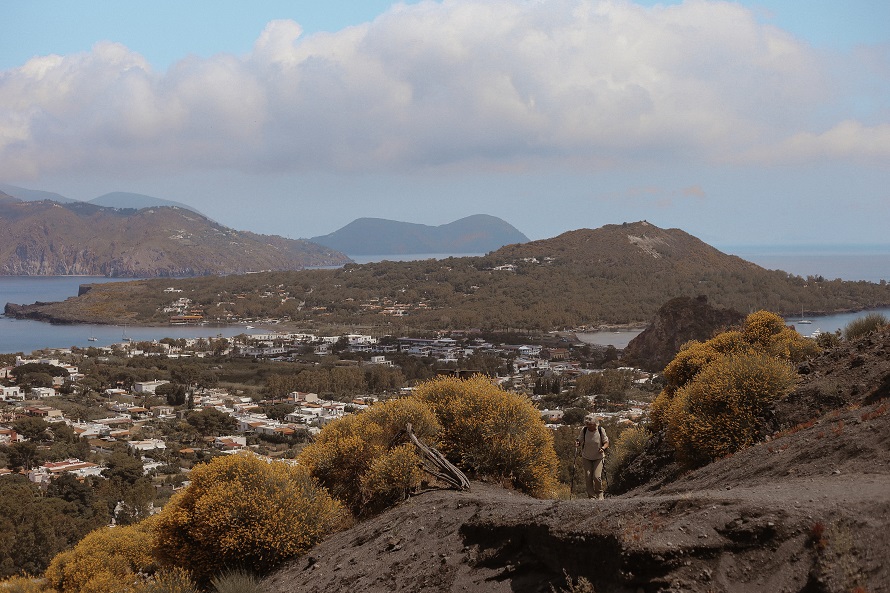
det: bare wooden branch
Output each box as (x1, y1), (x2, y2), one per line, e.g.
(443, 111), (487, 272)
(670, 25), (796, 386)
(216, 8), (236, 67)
(405, 423), (470, 491)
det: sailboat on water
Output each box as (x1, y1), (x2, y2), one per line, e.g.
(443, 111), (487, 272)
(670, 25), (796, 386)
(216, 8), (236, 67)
(797, 307), (813, 325)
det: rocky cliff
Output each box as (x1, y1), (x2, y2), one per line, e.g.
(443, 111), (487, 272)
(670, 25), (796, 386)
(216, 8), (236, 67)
(621, 295), (745, 372)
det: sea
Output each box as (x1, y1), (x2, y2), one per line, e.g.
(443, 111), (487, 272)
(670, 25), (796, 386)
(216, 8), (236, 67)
(2, 249), (890, 355)
(0, 276), (252, 354)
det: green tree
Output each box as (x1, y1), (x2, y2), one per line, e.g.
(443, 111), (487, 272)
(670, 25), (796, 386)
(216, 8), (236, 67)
(186, 408), (236, 437)
(265, 373), (301, 399)
(156, 381), (187, 406)
(18, 372), (54, 388)
(10, 363), (69, 382)
(0, 475), (93, 579)
(264, 403), (296, 421)
(561, 407), (587, 426)
(46, 474), (110, 532)
(12, 417), (51, 442)
(101, 449), (144, 485)
(6, 442), (38, 471)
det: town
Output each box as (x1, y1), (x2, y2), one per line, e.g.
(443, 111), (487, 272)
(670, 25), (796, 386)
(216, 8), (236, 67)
(0, 328), (654, 509)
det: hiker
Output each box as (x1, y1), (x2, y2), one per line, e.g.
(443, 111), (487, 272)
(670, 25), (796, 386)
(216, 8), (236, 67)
(576, 413), (609, 499)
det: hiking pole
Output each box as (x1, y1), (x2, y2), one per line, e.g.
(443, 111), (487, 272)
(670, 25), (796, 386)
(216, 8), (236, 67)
(601, 453), (607, 498)
(569, 445), (579, 499)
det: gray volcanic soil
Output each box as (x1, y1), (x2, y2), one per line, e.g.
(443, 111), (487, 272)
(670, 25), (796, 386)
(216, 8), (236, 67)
(265, 330), (890, 593)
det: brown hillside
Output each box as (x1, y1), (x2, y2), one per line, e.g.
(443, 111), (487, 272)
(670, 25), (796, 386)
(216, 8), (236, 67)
(264, 328), (890, 593)
(0, 197), (349, 277)
(6, 221), (890, 328)
(493, 221), (756, 274)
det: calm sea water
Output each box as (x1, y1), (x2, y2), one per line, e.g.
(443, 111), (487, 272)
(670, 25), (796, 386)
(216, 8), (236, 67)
(722, 245), (890, 283)
(0, 276), (251, 354)
(348, 253), (484, 264)
(577, 306), (890, 349)
(3, 250), (890, 354)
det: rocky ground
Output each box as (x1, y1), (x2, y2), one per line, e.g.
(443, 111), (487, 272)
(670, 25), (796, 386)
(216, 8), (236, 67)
(264, 329), (890, 593)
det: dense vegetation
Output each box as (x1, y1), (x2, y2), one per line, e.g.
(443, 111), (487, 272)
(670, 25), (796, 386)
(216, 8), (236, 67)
(649, 311), (818, 467)
(153, 454), (345, 583)
(9, 222), (890, 329)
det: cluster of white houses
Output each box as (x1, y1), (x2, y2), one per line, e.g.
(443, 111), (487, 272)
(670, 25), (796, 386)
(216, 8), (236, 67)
(235, 332), (579, 373)
(0, 377), (372, 484)
(2, 330), (656, 487)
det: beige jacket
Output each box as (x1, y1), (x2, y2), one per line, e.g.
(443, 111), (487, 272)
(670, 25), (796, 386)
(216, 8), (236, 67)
(579, 424), (608, 461)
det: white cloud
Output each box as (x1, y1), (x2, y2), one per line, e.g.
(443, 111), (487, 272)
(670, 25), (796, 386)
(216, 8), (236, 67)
(741, 120), (890, 165)
(0, 0), (883, 180)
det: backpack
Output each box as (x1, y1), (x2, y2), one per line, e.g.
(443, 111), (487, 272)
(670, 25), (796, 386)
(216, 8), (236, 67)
(581, 425), (607, 450)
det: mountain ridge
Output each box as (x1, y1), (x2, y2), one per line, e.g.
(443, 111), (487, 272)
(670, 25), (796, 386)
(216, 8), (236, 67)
(88, 191), (204, 216)
(0, 196), (349, 277)
(310, 214), (529, 255)
(0, 184), (204, 214)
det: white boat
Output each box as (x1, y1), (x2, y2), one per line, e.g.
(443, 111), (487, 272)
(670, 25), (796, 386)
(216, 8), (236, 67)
(88, 336), (98, 342)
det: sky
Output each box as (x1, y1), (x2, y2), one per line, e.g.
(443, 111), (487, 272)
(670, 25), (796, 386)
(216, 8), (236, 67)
(1, 0), (888, 248)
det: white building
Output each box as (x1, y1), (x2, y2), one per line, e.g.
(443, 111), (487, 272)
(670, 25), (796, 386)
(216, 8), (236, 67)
(127, 439), (167, 453)
(29, 387), (56, 399)
(134, 380), (170, 394)
(1, 386), (23, 402)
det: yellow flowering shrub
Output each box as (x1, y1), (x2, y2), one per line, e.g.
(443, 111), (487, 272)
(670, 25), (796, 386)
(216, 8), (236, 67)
(666, 353), (797, 465)
(0, 576), (48, 593)
(743, 310), (819, 362)
(652, 331), (753, 429)
(651, 310), (817, 467)
(298, 397), (439, 514)
(359, 443), (425, 514)
(43, 519), (157, 593)
(606, 425), (650, 480)
(413, 375), (558, 496)
(139, 568), (198, 593)
(152, 453), (344, 583)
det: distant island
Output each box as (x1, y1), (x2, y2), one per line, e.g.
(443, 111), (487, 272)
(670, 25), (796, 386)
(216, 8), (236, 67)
(0, 184), (205, 216)
(309, 214), (529, 255)
(0, 190), (349, 277)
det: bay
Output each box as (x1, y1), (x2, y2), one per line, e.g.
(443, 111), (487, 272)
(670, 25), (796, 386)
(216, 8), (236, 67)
(577, 306), (890, 348)
(0, 276), (251, 354)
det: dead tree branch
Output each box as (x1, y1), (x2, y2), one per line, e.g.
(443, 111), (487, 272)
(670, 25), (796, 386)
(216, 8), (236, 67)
(405, 423), (470, 491)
